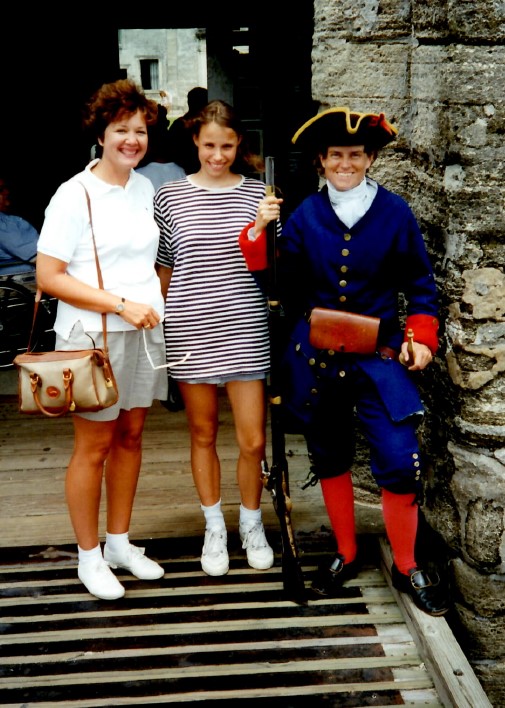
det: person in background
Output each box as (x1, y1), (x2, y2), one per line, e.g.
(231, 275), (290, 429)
(240, 106), (450, 617)
(155, 99), (279, 577)
(159, 89), (172, 111)
(165, 86), (208, 174)
(36, 79), (168, 600)
(136, 104), (186, 415)
(136, 104), (186, 191)
(0, 175), (39, 273)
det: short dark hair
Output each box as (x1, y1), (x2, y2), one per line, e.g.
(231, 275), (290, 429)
(83, 78), (159, 142)
(187, 87), (208, 114)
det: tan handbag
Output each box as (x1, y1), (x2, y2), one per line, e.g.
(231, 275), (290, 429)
(13, 185), (119, 417)
(308, 307), (380, 354)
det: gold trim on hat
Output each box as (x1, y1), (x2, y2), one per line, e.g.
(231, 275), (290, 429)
(292, 106), (398, 145)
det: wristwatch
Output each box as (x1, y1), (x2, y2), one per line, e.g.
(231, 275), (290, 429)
(115, 297), (125, 316)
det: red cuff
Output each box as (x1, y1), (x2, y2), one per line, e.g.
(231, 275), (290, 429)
(238, 223), (267, 271)
(404, 314), (439, 355)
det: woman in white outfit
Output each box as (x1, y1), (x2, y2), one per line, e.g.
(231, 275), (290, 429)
(36, 79), (168, 600)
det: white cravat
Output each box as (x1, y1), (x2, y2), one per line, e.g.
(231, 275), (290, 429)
(327, 177), (377, 228)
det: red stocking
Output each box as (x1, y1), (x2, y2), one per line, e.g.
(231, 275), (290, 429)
(320, 471), (357, 563)
(381, 488), (418, 574)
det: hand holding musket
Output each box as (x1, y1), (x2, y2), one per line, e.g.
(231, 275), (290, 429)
(399, 328), (433, 370)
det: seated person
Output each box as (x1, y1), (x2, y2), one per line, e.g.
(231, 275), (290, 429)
(0, 176), (39, 274)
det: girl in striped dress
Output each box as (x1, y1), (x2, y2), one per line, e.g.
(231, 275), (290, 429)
(155, 100), (282, 576)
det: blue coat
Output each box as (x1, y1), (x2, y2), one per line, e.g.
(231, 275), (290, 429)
(277, 184), (439, 426)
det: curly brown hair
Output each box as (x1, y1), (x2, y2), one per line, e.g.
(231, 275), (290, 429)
(189, 99), (264, 175)
(82, 79), (159, 143)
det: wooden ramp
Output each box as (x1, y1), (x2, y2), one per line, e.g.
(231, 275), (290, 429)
(0, 536), (445, 707)
(0, 374), (492, 707)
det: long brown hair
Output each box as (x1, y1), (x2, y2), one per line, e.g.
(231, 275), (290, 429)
(189, 99), (264, 175)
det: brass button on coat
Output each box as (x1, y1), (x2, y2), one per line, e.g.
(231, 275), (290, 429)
(342, 248), (350, 256)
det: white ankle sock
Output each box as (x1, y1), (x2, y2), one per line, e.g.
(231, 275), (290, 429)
(78, 544), (102, 565)
(240, 504), (262, 529)
(105, 532), (129, 554)
(201, 499), (226, 529)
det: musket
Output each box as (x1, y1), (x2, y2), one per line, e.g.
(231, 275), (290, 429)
(261, 156), (307, 605)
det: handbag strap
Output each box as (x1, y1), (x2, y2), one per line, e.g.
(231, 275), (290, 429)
(81, 184), (108, 351)
(28, 183), (108, 352)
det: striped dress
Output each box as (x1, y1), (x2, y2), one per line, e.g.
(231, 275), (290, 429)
(154, 176), (270, 382)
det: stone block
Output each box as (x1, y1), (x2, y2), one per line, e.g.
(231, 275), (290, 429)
(414, 0), (505, 41)
(453, 556), (505, 619)
(446, 0), (505, 41)
(314, 0), (411, 39)
(444, 187), (505, 234)
(449, 442), (505, 568)
(410, 45), (505, 104)
(312, 43), (410, 106)
(472, 664), (505, 708)
(453, 600), (505, 664)
(412, 0), (450, 37)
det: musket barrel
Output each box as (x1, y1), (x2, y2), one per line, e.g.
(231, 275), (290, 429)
(265, 156), (275, 190)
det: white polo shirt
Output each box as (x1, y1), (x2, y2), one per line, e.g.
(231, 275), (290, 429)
(38, 159), (164, 339)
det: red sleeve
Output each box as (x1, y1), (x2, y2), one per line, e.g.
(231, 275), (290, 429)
(238, 223), (267, 271)
(404, 314), (439, 355)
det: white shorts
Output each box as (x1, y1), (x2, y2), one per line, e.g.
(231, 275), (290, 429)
(55, 321), (168, 421)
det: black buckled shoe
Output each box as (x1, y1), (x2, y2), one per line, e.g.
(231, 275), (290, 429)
(391, 564), (450, 617)
(311, 554), (359, 598)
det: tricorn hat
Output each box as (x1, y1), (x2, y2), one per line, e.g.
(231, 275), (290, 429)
(292, 106), (398, 153)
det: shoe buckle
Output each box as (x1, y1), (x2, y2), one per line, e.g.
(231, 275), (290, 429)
(329, 555), (345, 576)
(410, 568), (440, 590)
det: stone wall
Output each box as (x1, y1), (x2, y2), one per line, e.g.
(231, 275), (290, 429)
(311, 0), (505, 702)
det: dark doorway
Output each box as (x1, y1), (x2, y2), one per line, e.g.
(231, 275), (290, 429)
(1, 9), (316, 231)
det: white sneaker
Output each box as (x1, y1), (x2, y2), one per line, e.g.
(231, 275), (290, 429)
(240, 521), (274, 570)
(201, 527), (229, 576)
(104, 543), (164, 580)
(78, 558), (125, 600)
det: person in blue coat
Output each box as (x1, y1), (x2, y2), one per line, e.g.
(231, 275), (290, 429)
(239, 106), (449, 616)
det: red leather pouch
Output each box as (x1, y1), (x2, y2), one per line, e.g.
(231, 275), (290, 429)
(308, 307), (380, 354)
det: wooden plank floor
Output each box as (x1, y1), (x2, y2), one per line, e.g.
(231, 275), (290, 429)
(0, 371), (385, 548)
(0, 373), (491, 707)
(0, 539), (445, 707)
